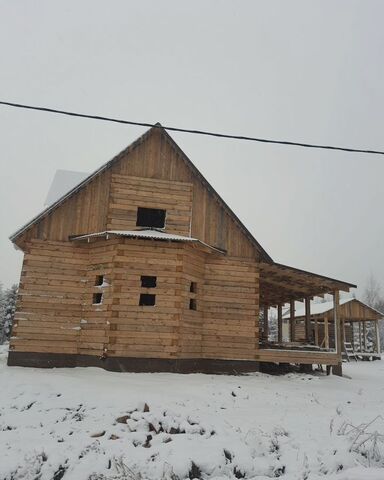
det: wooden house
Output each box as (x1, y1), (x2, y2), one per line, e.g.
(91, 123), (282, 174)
(283, 298), (382, 360)
(8, 125), (356, 375)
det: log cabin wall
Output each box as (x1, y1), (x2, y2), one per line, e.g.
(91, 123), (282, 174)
(107, 174), (193, 236)
(101, 238), (184, 359)
(109, 128), (259, 257)
(78, 239), (117, 357)
(178, 245), (206, 358)
(202, 256), (259, 360)
(10, 239), (88, 355)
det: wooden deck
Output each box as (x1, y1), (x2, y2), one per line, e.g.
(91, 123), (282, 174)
(256, 348), (340, 365)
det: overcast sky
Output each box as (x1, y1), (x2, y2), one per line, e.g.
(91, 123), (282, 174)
(0, 1), (383, 298)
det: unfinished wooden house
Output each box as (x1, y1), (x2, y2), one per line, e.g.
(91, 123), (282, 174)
(282, 298), (382, 361)
(8, 125), (356, 375)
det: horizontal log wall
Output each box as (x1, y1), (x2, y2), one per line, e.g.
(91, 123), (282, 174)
(202, 256), (259, 360)
(103, 238), (184, 359)
(178, 245), (206, 358)
(107, 174), (193, 235)
(10, 240), (88, 355)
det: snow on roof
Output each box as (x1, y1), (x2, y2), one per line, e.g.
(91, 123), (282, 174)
(283, 297), (353, 318)
(45, 170), (89, 206)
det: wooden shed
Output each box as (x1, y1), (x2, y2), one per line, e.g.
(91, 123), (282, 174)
(283, 298), (382, 361)
(8, 125), (356, 375)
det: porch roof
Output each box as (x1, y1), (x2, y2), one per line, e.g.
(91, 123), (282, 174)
(259, 262), (356, 307)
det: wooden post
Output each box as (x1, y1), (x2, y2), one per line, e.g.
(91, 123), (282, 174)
(314, 318), (319, 346)
(351, 322), (354, 350)
(289, 299), (295, 342)
(305, 297), (311, 344)
(263, 305), (269, 342)
(359, 322), (362, 351)
(363, 319), (367, 352)
(375, 320), (381, 354)
(277, 304), (283, 343)
(324, 318), (329, 349)
(333, 290), (342, 376)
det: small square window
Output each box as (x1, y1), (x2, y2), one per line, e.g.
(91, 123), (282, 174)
(136, 207), (166, 228)
(189, 298), (197, 310)
(141, 275), (157, 288)
(190, 282), (197, 293)
(95, 275), (104, 286)
(93, 293), (103, 304)
(139, 294), (156, 306)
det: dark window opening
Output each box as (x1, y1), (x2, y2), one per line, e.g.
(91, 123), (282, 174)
(136, 207), (166, 228)
(139, 293), (156, 306)
(189, 298), (197, 311)
(190, 282), (197, 293)
(95, 275), (104, 286)
(93, 293), (103, 304)
(141, 275), (157, 288)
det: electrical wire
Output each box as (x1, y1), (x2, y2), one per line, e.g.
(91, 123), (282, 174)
(1, 100), (383, 156)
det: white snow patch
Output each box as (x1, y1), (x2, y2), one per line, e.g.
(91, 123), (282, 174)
(0, 344), (384, 479)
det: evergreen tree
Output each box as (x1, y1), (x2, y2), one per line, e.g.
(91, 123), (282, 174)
(1, 284), (18, 343)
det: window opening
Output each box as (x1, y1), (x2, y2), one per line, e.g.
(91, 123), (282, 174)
(93, 293), (103, 304)
(141, 275), (157, 288)
(139, 293), (156, 306)
(189, 298), (197, 310)
(136, 207), (166, 228)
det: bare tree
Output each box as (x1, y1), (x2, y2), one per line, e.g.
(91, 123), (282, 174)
(363, 274), (384, 352)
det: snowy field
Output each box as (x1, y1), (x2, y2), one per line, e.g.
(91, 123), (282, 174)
(1, 346), (383, 480)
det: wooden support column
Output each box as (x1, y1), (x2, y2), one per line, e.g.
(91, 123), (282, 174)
(351, 322), (354, 350)
(375, 320), (381, 354)
(333, 290), (342, 376)
(277, 304), (283, 343)
(263, 305), (269, 342)
(363, 317), (367, 352)
(324, 318), (329, 349)
(359, 322), (362, 352)
(305, 297), (311, 344)
(314, 318), (319, 346)
(289, 299), (295, 342)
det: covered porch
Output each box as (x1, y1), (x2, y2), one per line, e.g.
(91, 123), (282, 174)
(258, 262), (356, 372)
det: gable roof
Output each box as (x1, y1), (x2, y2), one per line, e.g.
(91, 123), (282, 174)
(9, 124), (273, 262)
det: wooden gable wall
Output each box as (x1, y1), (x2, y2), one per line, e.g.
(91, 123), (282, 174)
(15, 128), (261, 259)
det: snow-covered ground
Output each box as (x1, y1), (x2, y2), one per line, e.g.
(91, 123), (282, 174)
(1, 345), (383, 480)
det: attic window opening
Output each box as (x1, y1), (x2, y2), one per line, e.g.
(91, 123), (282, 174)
(136, 207), (166, 229)
(141, 275), (157, 288)
(95, 275), (104, 286)
(92, 293), (103, 305)
(139, 293), (156, 306)
(190, 282), (197, 293)
(189, 298), (197, 311)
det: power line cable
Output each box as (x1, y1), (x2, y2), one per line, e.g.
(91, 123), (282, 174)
(1, 100), (383, 156)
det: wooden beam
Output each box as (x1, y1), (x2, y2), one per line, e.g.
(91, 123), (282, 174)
(375, 320), (381, 354)
(359, 322), (362, 351)
(305, 297), (311, 343)
(314, 318), (319, 346)
(333, 290), (342, 376)
(289, 299), (295, 341)
(324, 318), (329, 349)
(363, 316), (367, 351)
(277, 304), (283, 343)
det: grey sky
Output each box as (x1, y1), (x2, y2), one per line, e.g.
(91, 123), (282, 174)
(0, 1), (383, 298)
